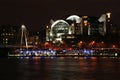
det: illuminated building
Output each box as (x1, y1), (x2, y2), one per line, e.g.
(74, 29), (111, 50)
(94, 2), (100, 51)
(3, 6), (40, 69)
(46, 12), (115, 46)
(46, 25), (52, 41)
(88, 17), (100, 35)
(98, 12), (112, 35)
(0, 25), (20, 45)
(47, 20), (70, 43)
(66, 15), (82, 34)
(66, 15), (100, 35)
(106, 12), (111, 22)
(82, 16), (89, 35)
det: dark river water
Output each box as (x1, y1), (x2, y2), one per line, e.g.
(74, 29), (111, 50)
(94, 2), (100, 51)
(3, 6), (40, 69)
(0, 57), (120, 80)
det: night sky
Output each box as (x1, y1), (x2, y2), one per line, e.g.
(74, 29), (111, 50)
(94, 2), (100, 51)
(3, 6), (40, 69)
(0, 0), (120, 31)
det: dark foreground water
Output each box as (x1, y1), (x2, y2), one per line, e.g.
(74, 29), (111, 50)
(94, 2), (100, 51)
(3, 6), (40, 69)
(0, 57), (120, 80)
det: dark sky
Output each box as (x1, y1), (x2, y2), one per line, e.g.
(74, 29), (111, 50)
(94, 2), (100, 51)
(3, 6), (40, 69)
(0, 0), (120, 31)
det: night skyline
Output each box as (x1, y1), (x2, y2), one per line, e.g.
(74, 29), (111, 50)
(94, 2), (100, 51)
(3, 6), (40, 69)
(0, 0), (120, 31)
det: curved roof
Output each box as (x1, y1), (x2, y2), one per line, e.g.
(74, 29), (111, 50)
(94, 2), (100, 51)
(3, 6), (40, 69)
(66, 15), (82, 23)
(51, 20), (69, 28)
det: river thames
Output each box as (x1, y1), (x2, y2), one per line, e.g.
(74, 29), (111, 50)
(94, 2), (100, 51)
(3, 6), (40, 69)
(0, 57), (120, 80)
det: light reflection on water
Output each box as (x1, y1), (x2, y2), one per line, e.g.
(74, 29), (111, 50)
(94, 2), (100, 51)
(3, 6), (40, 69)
(0, 57), (120, 80)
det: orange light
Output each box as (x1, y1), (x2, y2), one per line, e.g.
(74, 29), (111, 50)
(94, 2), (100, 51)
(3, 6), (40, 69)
(112, 45), (116, 48)
(106, 12), (111, 18)
(84, 20), (88, 26)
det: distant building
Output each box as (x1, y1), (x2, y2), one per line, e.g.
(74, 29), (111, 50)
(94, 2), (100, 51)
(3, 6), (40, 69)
(45, 12), (118, 47)
(88, 16), (100, 35)
(46, 20), (70, 43)
(0, 25), (20, 45)
(28, 31), (41, 45)
(66, 15), (104, 36)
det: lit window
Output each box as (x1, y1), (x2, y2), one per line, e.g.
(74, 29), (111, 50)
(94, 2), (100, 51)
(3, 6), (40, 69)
(106, 12), (111, 18)
(83, 16), (88, 18)
(84, 20), (88, 26)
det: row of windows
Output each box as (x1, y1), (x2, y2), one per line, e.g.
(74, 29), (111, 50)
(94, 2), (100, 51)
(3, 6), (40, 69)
(1, 33), (14, 36)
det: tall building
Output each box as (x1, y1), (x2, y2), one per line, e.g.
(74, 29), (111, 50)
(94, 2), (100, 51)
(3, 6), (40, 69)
(98, 12), (112, 35)
(87, 16), (100, 35)
(66, 15), (82, 34)
(66, 15), (100, 35)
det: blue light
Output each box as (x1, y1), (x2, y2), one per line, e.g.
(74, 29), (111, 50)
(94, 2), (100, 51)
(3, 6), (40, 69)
(50, 56), (54, 59)
(63, 50), (67, 53)
(84, 56), (87, 60)
(25, 57), (29, 59)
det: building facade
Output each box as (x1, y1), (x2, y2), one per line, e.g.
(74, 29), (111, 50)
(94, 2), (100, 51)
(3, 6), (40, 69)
(0, 25), (20, 46)
(46, 12), (116, 48)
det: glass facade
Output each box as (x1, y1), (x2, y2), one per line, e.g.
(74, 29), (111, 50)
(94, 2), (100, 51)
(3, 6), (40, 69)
(51, 20), (69, 42)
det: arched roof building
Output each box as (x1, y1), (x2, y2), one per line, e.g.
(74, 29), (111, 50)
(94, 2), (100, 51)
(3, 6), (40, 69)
(50, 20), (70, 42)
